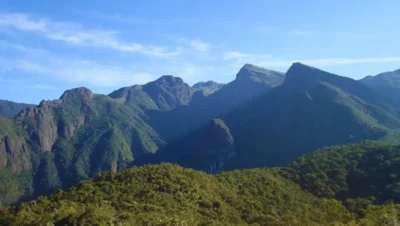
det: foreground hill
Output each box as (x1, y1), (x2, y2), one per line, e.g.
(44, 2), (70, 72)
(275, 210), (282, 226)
(282, 141), (400, 204)
(0, 99), (34, 118)
(0, 163), (354, 225)
(2, 160), (400, 226)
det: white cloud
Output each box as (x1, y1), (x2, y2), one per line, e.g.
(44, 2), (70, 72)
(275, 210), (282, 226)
(189, 39), (211, 53)
(257, 57), (400, 68)
(224, 51), (248, 60)
(85, 10), (168, 25)
(0, 13), (180, 57)
(224, 51), (273, 61)
(288, 30), (314, 37)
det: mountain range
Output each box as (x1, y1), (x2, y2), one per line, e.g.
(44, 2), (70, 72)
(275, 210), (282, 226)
(1, 62), (400, 206)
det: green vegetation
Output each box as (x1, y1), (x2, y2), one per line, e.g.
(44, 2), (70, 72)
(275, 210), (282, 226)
(0, 164), (355, 225)
(282, 141), (400, 203)
(2, 161), (400, 225)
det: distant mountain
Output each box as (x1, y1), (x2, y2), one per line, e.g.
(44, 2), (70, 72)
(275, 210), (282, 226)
(360, 68), (400, 101)
(225, 63), (400, 168)
(142, 63), (400, 170)
(192, 81), (224, 96)
(0, 99), (35, 118)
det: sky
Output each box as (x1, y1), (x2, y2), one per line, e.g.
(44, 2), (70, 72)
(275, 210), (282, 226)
(1, 0), (400, 104)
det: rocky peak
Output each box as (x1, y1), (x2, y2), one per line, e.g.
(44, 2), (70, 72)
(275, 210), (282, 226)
(284, 62), (338, 88)
(60, 87), (94, 101)
(149, 75), (187, 88)
(143, 75), (193, 111)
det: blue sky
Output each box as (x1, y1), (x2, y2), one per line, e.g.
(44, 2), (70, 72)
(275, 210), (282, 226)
(1, 0), (400, 103)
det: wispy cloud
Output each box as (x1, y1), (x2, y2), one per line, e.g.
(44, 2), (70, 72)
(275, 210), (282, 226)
(288, 30), (314, 37)
(224, 51), (273, 60)
(161, 34), (212, 54)
(223, 51), (275, 75)
(0, 41), (156, 86)
(257, 57), (400, 68)
(0, 13), (180, 57)
(33, 84), (56, 90)
(189, 39), (210, 53)
(16, 60), (155, 87)
(84, 10), (168, 25)
(0, 41), (220, 86)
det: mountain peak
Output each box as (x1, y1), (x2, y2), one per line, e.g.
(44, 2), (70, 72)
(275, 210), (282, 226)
(284, 62), (333, 86)
(153, 75), (185, 85)
(235, 64), (285, 86)
(60, 87), (93, 100)
(143, 75), (192, 111)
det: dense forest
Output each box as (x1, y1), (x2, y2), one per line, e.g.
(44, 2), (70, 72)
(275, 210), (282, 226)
(2, 141), (400, 225)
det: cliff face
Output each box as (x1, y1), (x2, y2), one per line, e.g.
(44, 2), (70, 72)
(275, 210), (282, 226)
(0, 117), (31, 174)
(0, 136), (31, 173)
(15, 88), (93, 152)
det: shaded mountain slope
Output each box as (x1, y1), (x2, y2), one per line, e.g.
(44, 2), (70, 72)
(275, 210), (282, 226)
(147, 64), (285, 141)
(136, 118), (236, 173)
